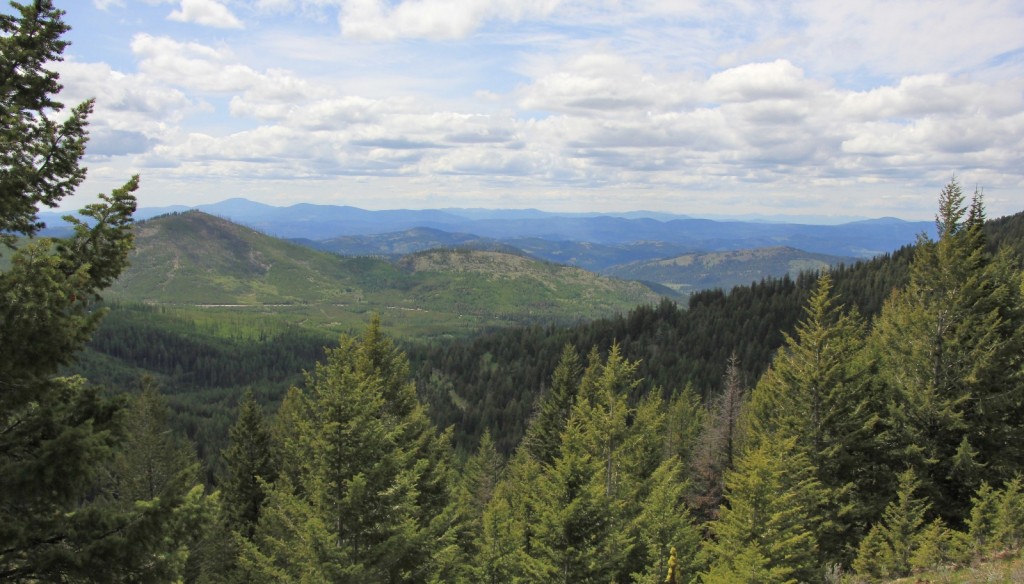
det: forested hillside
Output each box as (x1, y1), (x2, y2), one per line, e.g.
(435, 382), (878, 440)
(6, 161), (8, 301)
(412, 209), (1023, 453)
(4, 5), (1024, 582)
(191, 184), (1023, 583)
(411, 246), (910, 452)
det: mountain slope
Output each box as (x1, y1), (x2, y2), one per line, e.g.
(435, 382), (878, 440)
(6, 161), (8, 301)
(110, 211), (381, 305)
(395, 248), (663, 318)
(300, 227), (486, 256)
(603, 246), (853, 293)
(109, 211), (663, 326)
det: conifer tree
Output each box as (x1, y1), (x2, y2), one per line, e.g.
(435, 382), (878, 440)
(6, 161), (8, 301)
(852, 470), (936, 580)
(0, 2), (198, 580)
(965, 477), (1024, 558)
(475, 448), (549, 582)
(573, 343), (640, 499)
(703, 434), (825, 584)
(112, 381), (200, 504)
(991, 477), (1024, 552)
(221, 389), (275, 538)
(664, 383), (706, 466)
(524, 344), (583, 467)
(628, 457), (701, 584)
(269, 386), (311, 488)
(107, 384), (209, 582)
(688, 354), (746, 522)
(869, 180), (1024, 521)
(967, 482), (1000, 556)
(532, 417), (633, 583)
(522, 345), (651, 582)
(431, 431), (503, 583)
(243, 316), (451, 582)
(745, 273), (879, 563)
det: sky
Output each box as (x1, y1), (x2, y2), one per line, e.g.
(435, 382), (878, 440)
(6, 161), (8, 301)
(32, 0), (1024, 219)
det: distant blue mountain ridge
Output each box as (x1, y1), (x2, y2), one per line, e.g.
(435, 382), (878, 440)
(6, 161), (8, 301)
(37, 198), (936, 259)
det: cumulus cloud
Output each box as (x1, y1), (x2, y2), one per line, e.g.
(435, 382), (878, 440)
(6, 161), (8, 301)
(54, 60), (196, 153)
(168, 0), (245, 29)
(130, 34), (315, 104)
(705, 60), (816, 103)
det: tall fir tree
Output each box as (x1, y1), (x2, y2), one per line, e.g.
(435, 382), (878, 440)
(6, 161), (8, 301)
(430, 430), (504, 583)
(195, 389), (277, 583)
(242, 316), (451, 583)
(869, 179), (1024, 522)
(111, 381), (200, 505)
(0, 2), (199, 580)
(107, 384), (209, 582)
(474, 448), (549, 582)
(628, 457), (702, 584)
(664, 383), (706, 468)
(745, 273), (880, 563)
(532, 417), (633, 583)
(523, 344), (583, 467)
(221, 389), (275, 538)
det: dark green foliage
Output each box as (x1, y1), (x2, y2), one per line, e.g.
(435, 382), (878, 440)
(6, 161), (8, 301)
(431, 430), (504, 582)
(111, 381), (200, 504)
(984, 209), (1024, 258)
(523, 344), (583, 466)
(869, 182), (1024, 523)
(106, 385), (209, 581)
(0, 2), (201, 580)
(473, 345), (703, 584)
(241, 317), (452, 582)
(1, 0), (86, 248)
(80, 303), (331, 392)
(221, 389), (275, 538)
(745, 273), (883, 564)
(73, 303), (331, 479)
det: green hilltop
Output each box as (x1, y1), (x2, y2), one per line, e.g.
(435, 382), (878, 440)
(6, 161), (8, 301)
(604, 246), (852, 294)
(109, 210), (664, 335)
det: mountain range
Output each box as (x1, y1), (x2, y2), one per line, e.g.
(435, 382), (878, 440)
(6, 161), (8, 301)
(40, 197), (936, 259)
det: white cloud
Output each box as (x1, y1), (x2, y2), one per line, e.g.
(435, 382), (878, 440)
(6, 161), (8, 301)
(339, 0), (561, 40)
(168, 0), (245, 29)
(55, 60), (196, 152)
(130, 34), (315, 102)
(518, 52), (697, 116)
(705, 60), (816, 103)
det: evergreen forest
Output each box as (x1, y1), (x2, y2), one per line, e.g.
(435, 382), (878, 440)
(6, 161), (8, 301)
(3, 3), (1024, 583)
